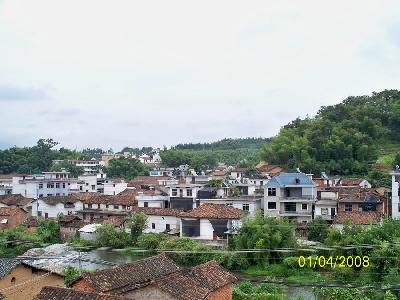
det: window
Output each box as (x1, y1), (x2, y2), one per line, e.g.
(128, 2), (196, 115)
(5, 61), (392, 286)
(39, 194), (43, 198)
(267, 202), (277, 210)
(56, 183), (60, 188)
(92, 185), (96, 190)
(242, 204), (250, 211)
(97, 204), (100, 209)
(11, 277), (16, 284)
(260, 181), (263, 186)
(56, 193), (60, 196)
(186, 189), (192, 197)
(63, 183), (66, 188)
(301, 204), (308, 210)
(345, 204), (353, 212)
(37, 211), (42, 217)
(321, 208), (328, 215)
(144, 202), (148, 207)
(152, 223), (155, 229)
(267, 188), (276, 196)
(86, 183), (88, 186)
(226, 203), (233, 206)
(39, 183), (43, 189)
(166, 224), (171, 232)
(106, 204), (109, 208)
(80, 186), (83, 191)
(172, 189), (177, 196)
(122, 205), (126, 209)
(45, 213), (48, 219)
(114, 205), (119, 209)
(88, 204), (92, 208)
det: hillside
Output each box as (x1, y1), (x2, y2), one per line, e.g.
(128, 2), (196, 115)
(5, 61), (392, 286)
(260, 89), (400, 181)
(172, 137), (271, 151)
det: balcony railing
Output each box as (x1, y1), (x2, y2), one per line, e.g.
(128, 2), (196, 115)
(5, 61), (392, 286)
(279, 210), (312, 215)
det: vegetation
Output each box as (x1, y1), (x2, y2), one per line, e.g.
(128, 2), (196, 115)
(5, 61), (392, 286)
(36, 219), (61, 244)
(125, 212), (148, 242)
(50, 160), (85, 177)
(96, 223), (131, 248)
(61, 266), (82, 287)
(233, 281), (284, 300)
(104, 157), (147, 179)
(260, 90), (400, 183)
(173, 138), (271, 151)
(307, 218), (328, 242)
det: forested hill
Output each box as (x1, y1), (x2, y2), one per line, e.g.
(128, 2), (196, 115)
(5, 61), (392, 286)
(260, 89), (400, 178)
(172, 137), (271, 151)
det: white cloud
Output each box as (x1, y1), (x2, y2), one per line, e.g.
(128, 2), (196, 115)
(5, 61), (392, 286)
(0, 0), (399, 150)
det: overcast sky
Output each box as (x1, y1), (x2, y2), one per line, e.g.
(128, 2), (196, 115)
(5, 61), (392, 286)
(0, 1), (399, 151)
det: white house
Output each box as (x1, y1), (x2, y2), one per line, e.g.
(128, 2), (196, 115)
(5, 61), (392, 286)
(103, 179), (128, 195)
(31, 196), (84, 218)
(391, 169), (400, 219)
(166, 183), (204, 211)
(264, 172), (317, 224)
(52, 158), (101, 175)
(314, 190), (338, 222)
(0, 175), (13, 195)
(79, 224), (102, 240)
(133, 207), (182, 234)
(180, 204), (243, 241)
(136, 189), (169, 208)
(12, 171), (72, 199)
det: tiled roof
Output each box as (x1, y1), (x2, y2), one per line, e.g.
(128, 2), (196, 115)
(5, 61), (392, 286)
(339, 178), (365, 186)
(266, 172), (316, 187)
(211, 170), (227, 177)
(0, 259), (19, 279)
(40, 196), (81, 206)
(0, 194), (31, 207)
(132, 207), (183, 217)
(0, 207), (27, 217)
(127, 176), (171, 187)
(338, 189), (385, 203)
(72, 194), (136, 206)
(78, 253), (180, 294)
(181, 204), (243, 219)
(156, 260), (237, 300)
(34, 287), (131, 300)
(0, 174), (18, 180)
(335, 211), (383, 225)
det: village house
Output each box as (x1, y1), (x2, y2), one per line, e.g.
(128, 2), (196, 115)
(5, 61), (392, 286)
(58, 215), (86, 241)
(255, 161), (284, 177)
(128, 176), (176, 189)
(52, 158), (101, 175)
(12, 170), (73, 199)
(69, 175), (98, 193)
(180, 204), (243, 242)
(72, 253), (236, 300)
(0, 259), (64, 300)
(197, 184), (262, 216)
(391, 169), (400, 219)
(136, 188), (169, 208)
(103, 179), (128, 195)
(314, 190), (338, 223)
(132, 207), (182, 234)
(76, 194), (136, 222)
(35, 286), (131, 300)
(264, 172), (317, 224)
(149, 167), (175, 177)
(336, 178), (372, 189)
(0, 194), (32, 211)
(31, 195), (84, 218)
(100, 153), (123, 167)
(0, 207), (29, 229)
(334, 188), (387, 228)
(166, 183), (204, 211)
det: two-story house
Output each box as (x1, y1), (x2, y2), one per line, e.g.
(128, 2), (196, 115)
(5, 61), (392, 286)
(264, 172), (317, 224)
(166, 183), (204, 211)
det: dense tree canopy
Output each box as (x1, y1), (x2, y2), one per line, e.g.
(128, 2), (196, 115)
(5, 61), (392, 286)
(104, 157), (147, 179)
(260, 90), (400, 176)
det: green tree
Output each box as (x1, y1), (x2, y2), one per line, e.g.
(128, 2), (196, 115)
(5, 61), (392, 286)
(308, 218), (328, 242)
(50, 161), (85, 177)
(104, 157), (147, 179)
(126, 212), (148, 243)
(61, 266), (81, 287)
(37, 219), (60, 244)
(96, 223), (131, 248)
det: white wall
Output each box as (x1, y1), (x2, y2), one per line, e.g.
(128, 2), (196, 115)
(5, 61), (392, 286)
(392, 174), (400, 219)
(103, 182), (128, 195)
(32, 200), (84, 218)
(144, 215), (179, 233)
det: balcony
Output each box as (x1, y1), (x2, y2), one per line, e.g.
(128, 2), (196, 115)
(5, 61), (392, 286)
(279, 210), (312, 216)
(279, 196), (315, 202)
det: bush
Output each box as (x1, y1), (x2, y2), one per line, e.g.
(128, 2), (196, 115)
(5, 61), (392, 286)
(233, 281), (283, 300)
(96, 223), (131, 248)
(136, 233), (169, 250)
(61, 266), (81, 287)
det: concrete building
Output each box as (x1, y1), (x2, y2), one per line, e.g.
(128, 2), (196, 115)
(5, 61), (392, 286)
(103, 179), (128, 195)
(264, 172), (317, 224)
(133, 207), (182, 234)
(12, 171), (72, 199)
(31, 196), (84, 218)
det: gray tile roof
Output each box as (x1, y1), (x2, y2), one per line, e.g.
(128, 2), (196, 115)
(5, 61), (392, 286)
(266, 172), (316, 187)
(0, 259), (19, 279)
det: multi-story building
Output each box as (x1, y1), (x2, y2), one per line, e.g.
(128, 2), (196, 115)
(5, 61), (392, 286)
(166, 183), (204, 210)
(0, 174), (13, 195)
(12, 170), (72, 199)
(52, 158), (101, 175)
(391, 169), (400, 219)
(103, 179), (128, 195)
(264, 172), (317, 224)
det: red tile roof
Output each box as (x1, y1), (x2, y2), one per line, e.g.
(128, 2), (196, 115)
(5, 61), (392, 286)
(338, 178), (365, 186)
(181, 204), (243, 219)
(335, 211), (383, 225)
(34, 287), (131, 300)
(155, 260), (237, 300)
(128, 176), (171, 187)
(132, 207), (183, 217)
(0, 194), (31, 207)
(76, 253), (180, 294)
